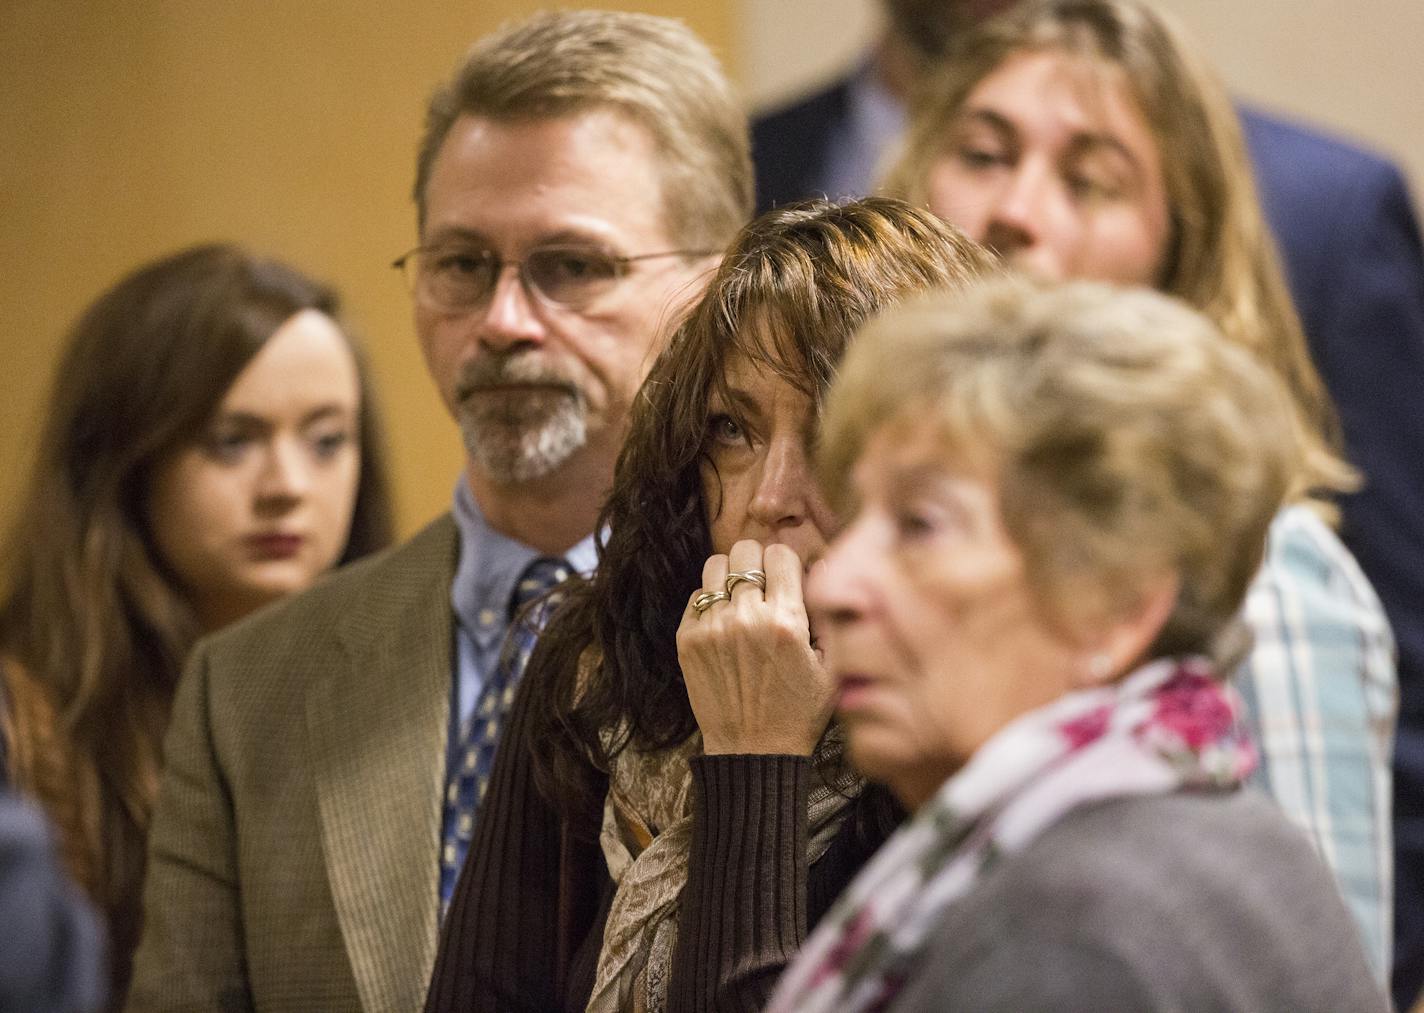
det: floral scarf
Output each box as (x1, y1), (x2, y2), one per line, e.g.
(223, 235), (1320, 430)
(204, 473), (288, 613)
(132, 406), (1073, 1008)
(767, 656), (1255, 1013)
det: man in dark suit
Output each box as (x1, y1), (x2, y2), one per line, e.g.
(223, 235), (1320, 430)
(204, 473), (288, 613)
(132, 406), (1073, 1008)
(753, 6), (1424, 1004)
(128, 12), (751, 1011)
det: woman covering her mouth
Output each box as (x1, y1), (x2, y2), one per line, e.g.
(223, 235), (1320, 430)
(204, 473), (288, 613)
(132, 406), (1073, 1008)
(425, 197), (994, 1011)
(771, 277), (1385, 1012)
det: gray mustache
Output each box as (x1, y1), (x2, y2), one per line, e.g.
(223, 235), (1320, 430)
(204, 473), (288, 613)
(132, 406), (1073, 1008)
(455, 352), (580, 402)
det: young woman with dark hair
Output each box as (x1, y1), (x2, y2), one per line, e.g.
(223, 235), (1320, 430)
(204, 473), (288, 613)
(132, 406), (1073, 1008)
(0, 243), (394, 1003)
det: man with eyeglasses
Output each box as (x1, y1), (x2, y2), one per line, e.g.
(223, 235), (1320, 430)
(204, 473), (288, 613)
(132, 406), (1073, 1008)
(128, 12), (751, 1012)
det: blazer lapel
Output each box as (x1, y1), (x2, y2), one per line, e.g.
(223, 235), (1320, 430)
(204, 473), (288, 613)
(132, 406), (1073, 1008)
(307, 517), (456, 1012)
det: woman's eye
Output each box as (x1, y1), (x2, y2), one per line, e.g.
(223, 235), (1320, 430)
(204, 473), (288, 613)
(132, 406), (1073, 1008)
(706, 413), (746, 448)
(895, 511), (936, 540)
(710, 415), (742, 444)
(203, 431), (252, 464)
(1065, 170), (1123, 202)
(310, 429), (353, 461)
(894, 496), (968, 543)
(956, 145), (1007, 170)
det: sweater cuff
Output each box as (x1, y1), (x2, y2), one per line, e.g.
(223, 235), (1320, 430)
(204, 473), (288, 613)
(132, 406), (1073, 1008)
(676, 754), (812, 1008)
(690, 749), (811, 810)
(690, 754), (812, 855)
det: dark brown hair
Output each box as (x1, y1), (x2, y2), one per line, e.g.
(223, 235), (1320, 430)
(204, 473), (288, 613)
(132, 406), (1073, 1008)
(0, 243), (394, 997)
(528, 198), (995, 813)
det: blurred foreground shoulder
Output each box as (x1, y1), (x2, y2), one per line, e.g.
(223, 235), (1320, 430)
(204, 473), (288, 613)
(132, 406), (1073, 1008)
(894, 791), (1387, 1012)
(0, 793), (105, 1013)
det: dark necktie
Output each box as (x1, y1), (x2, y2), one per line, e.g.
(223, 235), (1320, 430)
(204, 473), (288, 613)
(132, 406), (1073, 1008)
(439, 556), (571, 911)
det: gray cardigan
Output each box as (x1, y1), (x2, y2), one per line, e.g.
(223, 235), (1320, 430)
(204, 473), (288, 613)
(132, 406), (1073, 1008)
(893, 790), (1386, 1012)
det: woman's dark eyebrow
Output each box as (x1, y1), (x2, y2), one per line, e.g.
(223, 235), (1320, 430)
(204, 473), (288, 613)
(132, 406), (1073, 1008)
(715, 386), (762, 419)
(207, 411), (270, 436)
(215, 405), (354, 432)
(299, 404), (356, 427)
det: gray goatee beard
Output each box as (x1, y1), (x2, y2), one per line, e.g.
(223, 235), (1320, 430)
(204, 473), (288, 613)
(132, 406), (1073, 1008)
(455, 352), (589, 485)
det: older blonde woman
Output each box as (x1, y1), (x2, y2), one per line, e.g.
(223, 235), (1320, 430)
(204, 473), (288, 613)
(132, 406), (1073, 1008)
(767, 278), (1385, 1012)
(881, 0), (1396, 974)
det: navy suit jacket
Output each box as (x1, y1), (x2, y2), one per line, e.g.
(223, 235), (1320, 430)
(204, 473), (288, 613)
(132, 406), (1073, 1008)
(755, 80), (1424, 1007)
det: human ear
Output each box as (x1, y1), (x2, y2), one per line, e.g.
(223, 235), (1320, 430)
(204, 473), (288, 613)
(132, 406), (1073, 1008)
(1073, 571), (1181, 688)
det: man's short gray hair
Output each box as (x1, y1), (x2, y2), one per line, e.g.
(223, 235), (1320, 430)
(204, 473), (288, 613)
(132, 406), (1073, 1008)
(413, 10), (752, 250)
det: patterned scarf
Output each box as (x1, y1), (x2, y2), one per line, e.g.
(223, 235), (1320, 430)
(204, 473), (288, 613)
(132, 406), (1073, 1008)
(767, 656), (1256, 1013)
(587, 722), (862, 1013)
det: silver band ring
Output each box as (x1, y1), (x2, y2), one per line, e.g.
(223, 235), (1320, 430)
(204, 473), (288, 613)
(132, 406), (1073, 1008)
(725, 569), (767, 595)
(692, 589), (732, 613)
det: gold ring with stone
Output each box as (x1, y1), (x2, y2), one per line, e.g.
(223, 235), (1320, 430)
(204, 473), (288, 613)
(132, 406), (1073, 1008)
(692, 589), (732, 613)
(724, 569), (767, 594)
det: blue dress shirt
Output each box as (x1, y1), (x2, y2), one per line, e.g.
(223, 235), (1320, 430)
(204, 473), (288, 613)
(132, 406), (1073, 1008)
(442, 479), (597, 849)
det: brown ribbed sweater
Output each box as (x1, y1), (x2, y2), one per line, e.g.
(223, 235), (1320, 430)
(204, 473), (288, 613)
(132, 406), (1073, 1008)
(424, 659), (898, 1012)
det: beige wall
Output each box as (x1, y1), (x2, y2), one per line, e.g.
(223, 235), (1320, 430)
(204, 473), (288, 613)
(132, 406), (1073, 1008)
(740, 0), (1424, 205)
(8, 0), (1415, 548)
(0, 0), (736, 541)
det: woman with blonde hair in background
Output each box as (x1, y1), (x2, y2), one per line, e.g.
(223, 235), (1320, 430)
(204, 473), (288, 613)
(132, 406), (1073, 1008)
(0, 243), (394, 1004)
(770, 278), (1385, 1011)
(883, 0), (1396, 975)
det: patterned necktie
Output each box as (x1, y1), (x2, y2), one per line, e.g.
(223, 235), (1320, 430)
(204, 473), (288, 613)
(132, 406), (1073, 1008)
(440, 555), (571, 911)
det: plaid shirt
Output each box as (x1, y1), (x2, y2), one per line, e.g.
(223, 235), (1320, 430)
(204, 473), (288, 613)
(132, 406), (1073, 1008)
(1236, 505), (1397, 979)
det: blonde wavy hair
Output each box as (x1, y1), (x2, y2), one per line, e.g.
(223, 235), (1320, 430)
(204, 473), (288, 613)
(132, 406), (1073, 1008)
(821, 278), (1299, 666)
(881, 0), (1352, 504)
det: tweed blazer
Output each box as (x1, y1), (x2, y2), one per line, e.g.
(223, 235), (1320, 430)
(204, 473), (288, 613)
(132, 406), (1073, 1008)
(128, 515), (458, 1013)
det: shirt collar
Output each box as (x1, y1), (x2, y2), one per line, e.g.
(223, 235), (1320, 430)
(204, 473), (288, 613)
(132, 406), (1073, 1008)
(450, 477), (599, 651)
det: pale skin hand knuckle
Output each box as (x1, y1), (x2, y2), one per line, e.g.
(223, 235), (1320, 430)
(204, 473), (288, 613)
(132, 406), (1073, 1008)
(687, 634), (710, 658)
(686, 627), (716, 652)
(769, 616), (802, 644)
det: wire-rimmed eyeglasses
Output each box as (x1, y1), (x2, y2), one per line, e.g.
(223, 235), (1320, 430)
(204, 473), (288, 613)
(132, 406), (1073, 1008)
(391, 243), (713, 313)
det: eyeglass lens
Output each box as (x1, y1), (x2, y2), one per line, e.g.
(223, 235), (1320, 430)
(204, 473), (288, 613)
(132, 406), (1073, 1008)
(417, 247), (623, 309)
